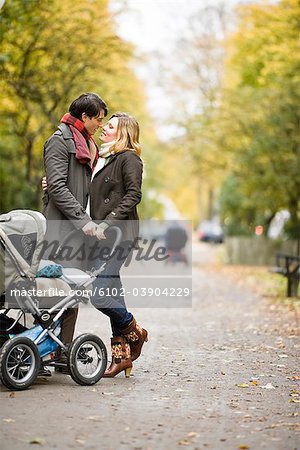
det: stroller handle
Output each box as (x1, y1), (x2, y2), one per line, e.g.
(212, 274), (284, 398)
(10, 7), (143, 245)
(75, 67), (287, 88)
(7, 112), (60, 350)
(52, 225), (123, 260)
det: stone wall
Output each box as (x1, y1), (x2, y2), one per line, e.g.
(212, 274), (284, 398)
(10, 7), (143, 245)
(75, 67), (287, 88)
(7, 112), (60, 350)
(225, 237), (299, 266)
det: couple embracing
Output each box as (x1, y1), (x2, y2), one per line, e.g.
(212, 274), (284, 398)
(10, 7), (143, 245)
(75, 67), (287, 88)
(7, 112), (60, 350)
(42, 93), (148, 378)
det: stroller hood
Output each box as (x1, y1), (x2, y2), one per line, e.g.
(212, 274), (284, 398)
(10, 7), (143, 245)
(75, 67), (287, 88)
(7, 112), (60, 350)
(0, 210), (46, 294)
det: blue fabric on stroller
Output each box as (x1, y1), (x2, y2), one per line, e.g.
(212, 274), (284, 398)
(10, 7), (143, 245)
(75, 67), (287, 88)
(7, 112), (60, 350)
(16, 323), (61, 357)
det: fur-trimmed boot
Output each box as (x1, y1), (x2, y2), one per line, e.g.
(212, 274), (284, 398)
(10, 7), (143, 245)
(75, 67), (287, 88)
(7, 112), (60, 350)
(103, 336), (132, 378)
(121, 317), (148, 362)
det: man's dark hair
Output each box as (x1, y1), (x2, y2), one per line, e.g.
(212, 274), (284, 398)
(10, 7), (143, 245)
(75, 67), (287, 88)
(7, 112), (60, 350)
(69, 93), (108, 119)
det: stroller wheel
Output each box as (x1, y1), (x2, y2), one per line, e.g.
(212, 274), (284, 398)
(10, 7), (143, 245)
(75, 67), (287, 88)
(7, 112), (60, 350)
(0, 337), (40, 391)
(68, 333), (107, 386)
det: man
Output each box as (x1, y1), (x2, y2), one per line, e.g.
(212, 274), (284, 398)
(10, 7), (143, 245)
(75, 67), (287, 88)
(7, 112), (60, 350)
(42, 93), (107, 373)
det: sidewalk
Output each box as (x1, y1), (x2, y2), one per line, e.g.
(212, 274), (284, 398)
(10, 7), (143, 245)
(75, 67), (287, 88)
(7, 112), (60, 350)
(0, 242), (299, 449)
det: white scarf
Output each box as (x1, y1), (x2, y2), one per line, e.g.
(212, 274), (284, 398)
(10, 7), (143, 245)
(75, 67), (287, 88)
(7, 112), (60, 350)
(91, 140), (116, 181)
(98, 140), (116, 158)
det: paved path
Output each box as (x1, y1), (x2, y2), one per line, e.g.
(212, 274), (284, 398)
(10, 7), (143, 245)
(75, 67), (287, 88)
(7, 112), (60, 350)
(0, 242), (299, 449)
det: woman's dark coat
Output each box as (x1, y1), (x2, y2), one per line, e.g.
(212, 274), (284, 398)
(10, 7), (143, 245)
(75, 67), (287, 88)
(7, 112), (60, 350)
(90, 150), (143, 243)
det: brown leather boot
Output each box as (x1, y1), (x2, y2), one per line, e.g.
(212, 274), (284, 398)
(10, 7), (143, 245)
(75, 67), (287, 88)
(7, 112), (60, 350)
(103, 336), (132, 378)
(121, 317), (148, 362)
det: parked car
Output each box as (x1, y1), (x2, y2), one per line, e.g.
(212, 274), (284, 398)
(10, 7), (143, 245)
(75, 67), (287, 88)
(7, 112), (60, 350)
(196, 220), (224, 243)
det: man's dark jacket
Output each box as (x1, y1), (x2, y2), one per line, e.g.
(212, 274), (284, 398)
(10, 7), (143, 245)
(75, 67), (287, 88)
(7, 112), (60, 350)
(42, 123), (92, 267)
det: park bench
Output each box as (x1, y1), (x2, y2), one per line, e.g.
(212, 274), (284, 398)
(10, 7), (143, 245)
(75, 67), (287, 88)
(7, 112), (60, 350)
(271, 253), (300, 297)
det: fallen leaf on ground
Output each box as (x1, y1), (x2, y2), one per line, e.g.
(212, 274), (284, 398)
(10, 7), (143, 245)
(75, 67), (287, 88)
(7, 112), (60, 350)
(28, 438), (47, 445)
(187, 432), (198, 438)
(260, 383), (275, 389)
(3, 418), (15, 423)
(9, 392), (16, 398)
(237, 383), (249, 388)
(178, 439), (190, 446)
(239, 445), (249, 449)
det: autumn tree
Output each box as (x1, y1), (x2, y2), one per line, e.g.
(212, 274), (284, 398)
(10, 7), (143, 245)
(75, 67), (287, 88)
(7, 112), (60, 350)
(156, 3), (232, 222)
(158, 0), (299, 237)
(218, 0), (300, 237)
(0, 0), (156, 215)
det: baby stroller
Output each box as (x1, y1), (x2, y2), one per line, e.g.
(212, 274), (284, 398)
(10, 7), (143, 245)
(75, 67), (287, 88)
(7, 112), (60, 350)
(0, 210), (121, 391)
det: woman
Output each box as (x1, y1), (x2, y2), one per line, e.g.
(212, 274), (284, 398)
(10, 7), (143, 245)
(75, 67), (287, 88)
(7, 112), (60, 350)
(89, 112), (148, 378)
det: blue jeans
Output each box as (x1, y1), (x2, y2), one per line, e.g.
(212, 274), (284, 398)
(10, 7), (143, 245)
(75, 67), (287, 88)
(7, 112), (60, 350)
(91, 241), (133, 336)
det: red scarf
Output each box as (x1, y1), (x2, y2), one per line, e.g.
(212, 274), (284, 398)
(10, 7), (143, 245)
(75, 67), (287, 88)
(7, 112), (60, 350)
(61, 113), (98, 167)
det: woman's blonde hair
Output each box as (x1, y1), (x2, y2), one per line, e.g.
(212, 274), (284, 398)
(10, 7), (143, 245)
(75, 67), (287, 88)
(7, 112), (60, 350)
(109, 112), (142, 156)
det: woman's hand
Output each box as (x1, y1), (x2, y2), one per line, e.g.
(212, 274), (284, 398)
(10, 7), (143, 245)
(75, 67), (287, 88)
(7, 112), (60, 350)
(82, 221), (106, 240)
(41, 176), (47, 191)
(95, 226), (106, 240)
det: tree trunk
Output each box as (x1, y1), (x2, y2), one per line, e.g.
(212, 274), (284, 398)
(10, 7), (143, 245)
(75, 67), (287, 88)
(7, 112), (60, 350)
(25, 136), (34, 182)
(208, 187), (214, 220)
